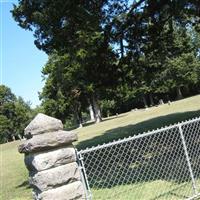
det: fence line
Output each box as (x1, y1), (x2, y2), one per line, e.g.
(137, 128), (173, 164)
(77, 116), (200, 200)
(178, 125), (198, 195)
(78, 116), (200, 154)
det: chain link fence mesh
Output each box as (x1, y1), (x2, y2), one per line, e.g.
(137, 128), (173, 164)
(78, 118), (200, 200)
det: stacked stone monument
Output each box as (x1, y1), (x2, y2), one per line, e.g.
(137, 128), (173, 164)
(18, 113), (86, 200)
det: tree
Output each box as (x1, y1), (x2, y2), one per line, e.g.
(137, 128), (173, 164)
(0, 85), (32, 143)
(40, 47), (118, 124)
(12, 0), (200, 119)
(13, 97), (32, 139)
(161, 53), (200, 99)
(121, 2), (200, 105)
(150, 22), (200, 99)
(0, 115), (12, 143)
(12, 0), (120, 123)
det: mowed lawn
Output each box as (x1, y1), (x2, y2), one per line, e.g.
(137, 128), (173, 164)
(1, 95), (200, 200)
(76, 95), (200, 149)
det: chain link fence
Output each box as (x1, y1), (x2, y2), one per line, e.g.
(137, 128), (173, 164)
(77, 117), (200, 200)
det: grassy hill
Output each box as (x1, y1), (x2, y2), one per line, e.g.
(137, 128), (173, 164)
(1, 95), (200, 200)
(76, 95), (200, 149)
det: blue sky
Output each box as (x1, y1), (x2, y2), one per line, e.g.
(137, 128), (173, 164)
(1, 1), (48, 107)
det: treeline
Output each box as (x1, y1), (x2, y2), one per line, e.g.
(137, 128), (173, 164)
(12, 0), (200, 127)
(0, 85), (38, 144)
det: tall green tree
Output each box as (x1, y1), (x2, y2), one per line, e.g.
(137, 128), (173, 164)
(12, 0), (120, 123)
(12, 0), (200, 117)
(0, 85), (32, 143)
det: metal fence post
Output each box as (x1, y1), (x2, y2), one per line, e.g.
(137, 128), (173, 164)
(76, 150), (92, 200)
(178, 125), (198, 195)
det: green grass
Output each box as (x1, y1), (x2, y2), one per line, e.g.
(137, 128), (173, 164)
(92, 180), (194, 200)
(76, 95), (200, 149)
(0, 141), (31, 200)
(1, 95), (200, 200)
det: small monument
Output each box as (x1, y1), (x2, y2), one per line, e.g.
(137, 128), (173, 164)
(18, 113), (86, 200)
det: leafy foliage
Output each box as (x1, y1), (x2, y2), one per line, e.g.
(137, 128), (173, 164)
(12, 0), (200, 126)
(0, 85), (32, 143)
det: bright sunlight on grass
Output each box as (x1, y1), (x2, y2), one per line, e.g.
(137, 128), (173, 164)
(1, 95), (200, 200)
(76, 95), (200, 149)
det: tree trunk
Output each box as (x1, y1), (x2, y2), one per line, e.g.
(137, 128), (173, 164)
(12, 135), (16, 141)
(91, 95), (102, 123)
(149, 93), (154, 106)
(89, 104), (95, 121)
(176, 86), (183, 100)
(120, 36), (124, 58)
(142, 95), (148, 108)
(78, 122), (83, 128)
(78, 112), (83, 128)
(184, 85), (190, 96)
(74, 107), (83, 128)
(18, 134), (22, 140)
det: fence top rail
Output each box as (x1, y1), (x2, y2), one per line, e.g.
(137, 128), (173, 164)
(77, 116), (200, 154)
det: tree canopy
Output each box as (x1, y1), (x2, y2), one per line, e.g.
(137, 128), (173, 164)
(12, 0), (200, 126)
(0, 85), (33, 143)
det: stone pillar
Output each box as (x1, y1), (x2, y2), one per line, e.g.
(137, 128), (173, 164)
(18, 113), (86, 200)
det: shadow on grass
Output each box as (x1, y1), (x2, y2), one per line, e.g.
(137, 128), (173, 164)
(76, 110), (200, 199)
(149, 183), (189, 200)
(65, 114), (127, 131)
(82, 114), (128, 128)
(101, 114), (128, 123)
(16, 180), (31, 189)
(76, 110), (200, 150)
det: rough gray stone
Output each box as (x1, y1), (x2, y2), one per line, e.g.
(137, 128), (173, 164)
(24, 113), (63, 138)
(30, 162), (80, 192)
(19, 113), (86, 200)
(25, 146), (76, 172)
(38, 181), (85, 200)
(19, 130), (77, 153)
